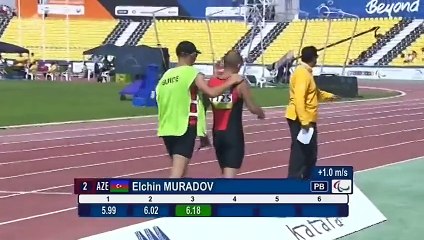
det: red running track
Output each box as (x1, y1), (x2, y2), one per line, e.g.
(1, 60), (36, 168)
(0, 80), (423, 240)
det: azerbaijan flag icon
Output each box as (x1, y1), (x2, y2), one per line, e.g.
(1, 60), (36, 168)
(110, 180), (129, 193)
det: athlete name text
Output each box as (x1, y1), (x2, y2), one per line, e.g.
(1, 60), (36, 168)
(132, 181), (215, 192)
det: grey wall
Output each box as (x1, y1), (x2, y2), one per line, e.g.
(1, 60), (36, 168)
(275, 0), (300, 21)
(0, 0), (15, 7)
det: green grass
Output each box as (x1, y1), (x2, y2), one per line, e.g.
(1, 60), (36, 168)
(0, 81), (398, 127)
(341, 158), (424, 240)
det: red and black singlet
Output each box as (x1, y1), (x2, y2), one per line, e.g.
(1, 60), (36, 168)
(188, 86), (198, 126)
(208, 76), (244, 132)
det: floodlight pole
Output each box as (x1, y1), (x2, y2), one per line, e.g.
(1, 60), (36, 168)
(320, 13), (333, 74)
(339, 10), (359, 76)
(66, 0), (70, 62)
(17, 0), (22, 47)
(243, 4), (262, 77)
(41, 3), (46, 61)
(151, 7), (172, 47)
(296, 10), (309, 65)
(206, 10), (224, 65)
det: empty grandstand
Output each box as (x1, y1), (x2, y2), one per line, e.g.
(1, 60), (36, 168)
(259, 17), (400, 66)
(1, 18), (117, 61)
(0, 0), (422, 73)
(138, 19), (249, 63)
(388, 22), (424, 66)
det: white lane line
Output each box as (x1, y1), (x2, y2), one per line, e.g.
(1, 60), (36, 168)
(0, 190), (71, 195)
(0, 109), (280, 138)
(0, 138), (421, 226)
(2, 101), (423, 146)
(3, 121), (421, 198)
(0, 86), (406, 130)
(1, 122), (423, 181)
(238, 139), (424, 175)
(2, 116), (422, 167)
(0, 89), (411, 140)
(1, 110), (422, 155)
(0, 207), (77, 226)
(354, 156), (424, 174)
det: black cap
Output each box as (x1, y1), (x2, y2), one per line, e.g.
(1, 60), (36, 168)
(176, 41), (201, 56)
(301, 46), (319, 62)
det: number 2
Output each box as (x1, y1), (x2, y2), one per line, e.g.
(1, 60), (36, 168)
(148, 196), (152, 202)
(82, 182), (87, 191)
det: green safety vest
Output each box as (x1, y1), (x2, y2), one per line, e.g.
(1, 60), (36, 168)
(156, 66), (206, 137)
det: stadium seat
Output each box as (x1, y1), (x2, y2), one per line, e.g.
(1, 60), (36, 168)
(1, 18), (117, 61)
(260, 18), (398, 66)
(138, 19), (249, 63)
(390, 34), (424, 66)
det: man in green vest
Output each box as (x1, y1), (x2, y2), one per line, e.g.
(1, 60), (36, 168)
(156, 41), (242, 178)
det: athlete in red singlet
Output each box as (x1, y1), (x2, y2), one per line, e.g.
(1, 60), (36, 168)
(198, 61), (224, 149)
(208, 51), (265, 178)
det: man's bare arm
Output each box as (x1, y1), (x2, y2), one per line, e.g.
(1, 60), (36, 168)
(195, 73), (241, 97)
(237, 79), (265, 119)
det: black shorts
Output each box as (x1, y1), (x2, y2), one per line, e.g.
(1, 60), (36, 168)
(213, 130), (245, 169)
(162, 125), (197, 159)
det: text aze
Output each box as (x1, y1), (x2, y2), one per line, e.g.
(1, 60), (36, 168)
(96, 181), (109, 191)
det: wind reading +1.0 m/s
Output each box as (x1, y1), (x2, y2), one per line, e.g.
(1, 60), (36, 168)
(317, 167), (350, 177)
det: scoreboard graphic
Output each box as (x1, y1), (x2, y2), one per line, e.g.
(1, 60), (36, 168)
(75, 166), (353, 218)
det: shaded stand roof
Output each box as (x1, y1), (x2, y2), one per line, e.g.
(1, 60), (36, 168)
(83, 44), (120, 56)
(0, 41), (29, 53)
(84, 44), (170, 76)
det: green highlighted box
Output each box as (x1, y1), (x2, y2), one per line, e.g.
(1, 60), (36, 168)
(175, 205), (212, 217)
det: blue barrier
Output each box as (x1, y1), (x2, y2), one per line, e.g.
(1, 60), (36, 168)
(132, 64), (159, 107)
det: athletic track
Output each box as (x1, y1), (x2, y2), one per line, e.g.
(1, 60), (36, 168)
(0, 80), (423, 239)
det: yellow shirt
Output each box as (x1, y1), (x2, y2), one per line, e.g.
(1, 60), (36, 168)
(48, 64), (57, 73)
(30, 57), (38, 65)
(15, 56), (26, 67)
(30, 64), (38, 73)
(285, 62), (334, 126)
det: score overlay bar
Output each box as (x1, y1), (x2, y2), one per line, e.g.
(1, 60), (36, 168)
(78, 194), (349, 204)
(78, 203), (349, 218)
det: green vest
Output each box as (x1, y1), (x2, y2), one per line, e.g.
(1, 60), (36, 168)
(156, 66), (206, 137)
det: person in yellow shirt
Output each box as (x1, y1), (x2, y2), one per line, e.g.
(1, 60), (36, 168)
(48, 62), (58, 73)
(47, 62), (59, 80)
(29, 60), (38, 74)
(285, 46), (339, 179)
(15, 53), (26, 67)
(29, 53), (37, 65)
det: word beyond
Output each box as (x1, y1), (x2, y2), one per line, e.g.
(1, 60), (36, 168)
(132, 181), (215, 192)
(365, 0), (420, 18)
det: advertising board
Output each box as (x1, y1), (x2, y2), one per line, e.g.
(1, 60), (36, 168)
(17, 0), (246, 19)
(114, 6), (179, 17)
(205, 6), (247, 17)
(37, 4), (85, 16)
(299, 0), (423, 19)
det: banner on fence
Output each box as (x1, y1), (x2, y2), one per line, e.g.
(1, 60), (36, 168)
(115, 6), (179, 17)
(18, 0), (247, 19)
(299, 0), (423, 18)
(37, 4), (85, 15)
(205, 7), (247, 17)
